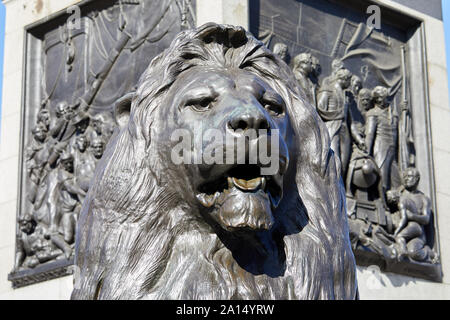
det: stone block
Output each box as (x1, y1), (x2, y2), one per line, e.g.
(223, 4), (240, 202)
(430, 104), (450, 152)
(428, 63), (450, 110)
(0, 156), (19, 204)
(0, 200), (17, 250)
(1, 70), (23, 118)
(0, 112), (22, 161)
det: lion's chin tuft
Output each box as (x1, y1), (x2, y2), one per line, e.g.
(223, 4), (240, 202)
(217, 190), (274, 231)
(195, 164), (281, 232)
(197, 185), (274, 232)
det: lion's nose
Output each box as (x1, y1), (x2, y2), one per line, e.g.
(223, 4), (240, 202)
(228, 112), (270, 133)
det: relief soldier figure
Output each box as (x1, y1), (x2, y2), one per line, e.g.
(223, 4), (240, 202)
(90, 137), (106, 161)
(365, 86), (399, 191)
(316, 68), (353, 176)
(346, 87), (384, 199)
(51, 152), (86, 257)
(321, 58), (344, 88)
(74, 137), (105, 200)
(389, 168), (438, 263)
(273, 42), (288, 62)
(71, 135), (91, 193)
(350, 75), (362, 98)
(308, 66), (426, 265)
(71, 135), (88, 164)
(70, 111), (90, 140)
(347, 77), (366, 149)
(14, 215), (64, 271)
(293, 53), (316, 105)
(356, 88), (373, 119)
(88, 114), (113, 142)
(350, 88), (373, 150)
(37, 109), (51, 131)
(26, 123), (51, 206)
(311, 56), (322, 90)
(49, 102), (72, 141)
(309, 55), (322, 106)
(15, 105), (110, 271)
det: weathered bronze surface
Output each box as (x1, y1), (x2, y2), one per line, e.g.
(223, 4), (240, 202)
(71, 22), (357, 300)
(11, 0), (441, 290)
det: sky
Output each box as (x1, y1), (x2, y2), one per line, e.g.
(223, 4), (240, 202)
(0, 2), (5, 119)
(0, 1), (449, 121)
(444, 0), (450, 86)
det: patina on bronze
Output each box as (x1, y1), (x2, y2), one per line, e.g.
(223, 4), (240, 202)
(71, 23), (357, 300)
(11, 0), (441, 289)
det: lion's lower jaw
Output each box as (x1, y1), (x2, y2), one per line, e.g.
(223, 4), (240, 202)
(211, 191), (274, 232)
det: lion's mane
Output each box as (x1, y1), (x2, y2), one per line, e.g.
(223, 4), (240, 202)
(71, 23), (357, 300)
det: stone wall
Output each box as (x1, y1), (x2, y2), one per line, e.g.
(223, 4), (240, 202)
(0, 0), (449, 299)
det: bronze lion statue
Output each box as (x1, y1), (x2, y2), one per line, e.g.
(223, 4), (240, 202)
(71, 23), (357, 300)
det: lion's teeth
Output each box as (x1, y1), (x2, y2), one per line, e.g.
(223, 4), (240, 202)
(232, 177), (263, 191)
(196, 193), (213, 207)
(227, 177), (234, 190)
(197, 191), (222, 208)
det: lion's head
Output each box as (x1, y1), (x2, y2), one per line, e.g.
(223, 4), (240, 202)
(71, 23), (357, 300)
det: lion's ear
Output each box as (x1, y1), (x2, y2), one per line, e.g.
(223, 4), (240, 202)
(114, 92), (134, 128)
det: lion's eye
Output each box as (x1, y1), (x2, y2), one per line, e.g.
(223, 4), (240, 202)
(264, 103), (284, 117)
(261, 92), (285, 117)
(186, 97), (214, 112)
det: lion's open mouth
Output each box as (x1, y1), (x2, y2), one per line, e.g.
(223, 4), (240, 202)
(196, 164), (282, 208)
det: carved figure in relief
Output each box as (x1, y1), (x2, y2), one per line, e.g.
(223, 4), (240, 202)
(90, 137), (105, 160)
(37, 109), (51, 131)
(273, 42), (288, 62)
(321, 59), (344, 88)
(14, 215), (64, 270)
(389, 168), (438, 263)
(350, 75), (362, 97)
(53, 152), (86, 256)
(293, 53), (316, 104)
(316, 68), (353, 175)
(364, 86), (399, 191)
(311, 55), (322, 90)
(26, 123), (52, 208)
(87, 113), (113, 143)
